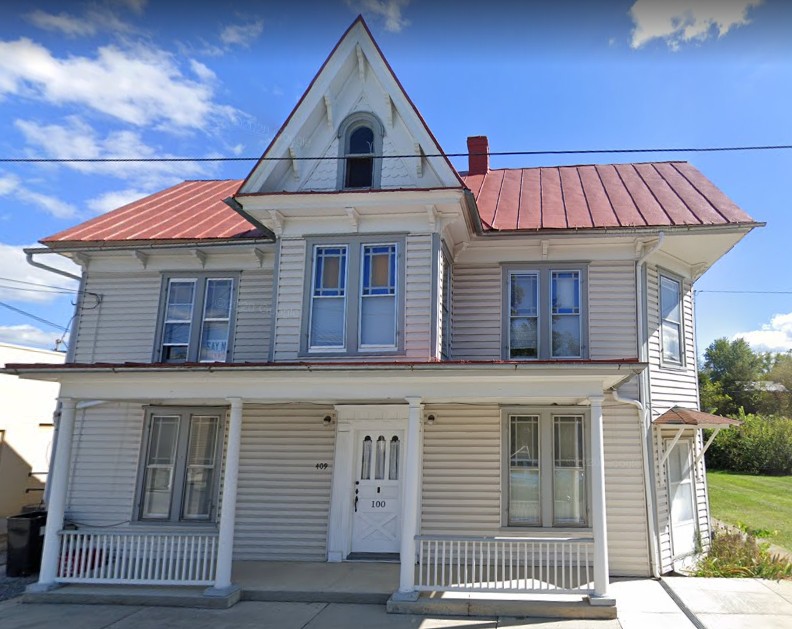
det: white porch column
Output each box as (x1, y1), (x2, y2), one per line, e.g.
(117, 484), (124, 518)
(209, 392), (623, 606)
(397, 396), (423, 598)
(207, 397), (244, 595)
(589, 395), (611, 601)
(32, 398), (77, 591)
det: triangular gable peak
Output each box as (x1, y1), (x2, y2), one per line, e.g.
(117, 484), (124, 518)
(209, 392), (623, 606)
(239, 17), (462, 195)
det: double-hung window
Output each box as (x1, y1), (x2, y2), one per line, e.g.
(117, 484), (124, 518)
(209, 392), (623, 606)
(505, 266), (587, 360)
(659, 273), (683, 365)
(305, 238), (402, 354)
(158, 275), (236, 363)
(137, 408), (224, 523)
(505, 410), (588, 528)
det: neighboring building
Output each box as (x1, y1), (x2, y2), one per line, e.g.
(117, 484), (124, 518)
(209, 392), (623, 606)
(0, 343), (63, 517)
(5, 17), (760, 615)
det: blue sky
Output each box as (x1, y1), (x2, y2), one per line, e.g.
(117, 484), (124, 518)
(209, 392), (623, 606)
(0, 0), (790, 358)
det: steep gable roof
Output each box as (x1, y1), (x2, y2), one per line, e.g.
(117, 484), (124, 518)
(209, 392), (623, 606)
(41, 180), (262, 245)
(238, 16), (463, 194)
(462, 161), (756, 231)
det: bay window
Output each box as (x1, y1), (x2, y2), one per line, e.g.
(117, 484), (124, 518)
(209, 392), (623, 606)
(504, 409), (589, 528)
(137, 408), (224, 523)
(304, 237), (403, 355)
(504, 266), (587, 360)
(157, 275), (237, 363)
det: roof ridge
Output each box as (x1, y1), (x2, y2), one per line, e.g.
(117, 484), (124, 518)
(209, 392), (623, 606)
(482, 160), (689, 172)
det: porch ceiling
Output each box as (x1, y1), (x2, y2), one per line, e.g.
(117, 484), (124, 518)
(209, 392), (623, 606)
(6, 360), (645, 405)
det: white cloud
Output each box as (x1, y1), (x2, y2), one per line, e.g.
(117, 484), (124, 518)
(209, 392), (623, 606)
(734, 312), (792, 353)
(86, 188), (148, 214)
(25, 10), (98, 37)
(220, 20), (264, 47)
(15, 117), (210, 189)
(0, 173), (78, 219)
(348, 0), (411, 33)
(629, 0), (763, 50)
(0, 38), (236, 129)
(0, 324), (65, 350)
(0, 242), (80, 304)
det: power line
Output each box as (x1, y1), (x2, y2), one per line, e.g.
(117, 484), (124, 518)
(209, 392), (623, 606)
(0, 283), (75, 296)
(1, 143), (792, 163)
(0, 301), (70, 332)
(0, 276), (77, 292)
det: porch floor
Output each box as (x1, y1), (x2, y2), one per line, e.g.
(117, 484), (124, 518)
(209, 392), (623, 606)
(233, 560), (399, 604)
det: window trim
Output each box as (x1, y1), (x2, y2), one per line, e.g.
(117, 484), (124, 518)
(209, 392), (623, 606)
(501, 264), (588, 360)
(300, 235), (406, 357)
(153, 273), (240, 363)
(336, 112), (385, 190)
(659, 270), (685, 368)
(500, 407), (591, 530)
(439, 241), (453, 360)
(134, 406), (226, 525)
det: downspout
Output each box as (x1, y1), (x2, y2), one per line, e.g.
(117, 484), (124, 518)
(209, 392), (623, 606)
(612, 232), (665, 578)
(26, 250), (82, 281)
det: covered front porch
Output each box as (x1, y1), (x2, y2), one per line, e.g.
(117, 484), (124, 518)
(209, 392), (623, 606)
(14, 360), (644, 615)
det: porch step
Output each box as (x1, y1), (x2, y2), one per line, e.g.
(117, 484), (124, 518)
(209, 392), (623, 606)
(346, 552), (400, 563)
(387, 592), (617, 620)
(23, 584), (240, 609)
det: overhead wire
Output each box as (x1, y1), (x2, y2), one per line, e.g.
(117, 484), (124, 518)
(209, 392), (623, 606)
(0, 143), (791, 163)
(0, 276), (78, 292)
(0, 300), (70, 332)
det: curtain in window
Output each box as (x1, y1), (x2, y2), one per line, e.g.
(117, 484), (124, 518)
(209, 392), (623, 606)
(388, 436), (400, 480)
(510, 273), (539, 358)
(553, 416), (586, 526)
(360, 244), (397, 347)
(551, 271), (581, 357)
(509, 416), (540, 525)
(181, 416), (220, 519)
(141, 416), (180, 519)
(374, 436), (386, 480)
(360, 436), (372, 480)
(310, 246), (347, 348)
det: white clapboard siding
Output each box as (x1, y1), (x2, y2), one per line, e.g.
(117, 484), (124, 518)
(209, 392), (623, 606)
(421, 405), (503, 535)
(233, 270), (274, 362)
(646, 265), (699, 412)
(450, 265), (502, 360)
(234, 405), (336, 561)
(693, 431), (711, 554)
(421, 403), (651, 577)
(404, 234), (434, 357)
(273, 239), (307, 361)
(73, 273), (161, 363)
(66, 404), (144, 526)
(589, 262), (638, 360)
(602, 400), (651, 576)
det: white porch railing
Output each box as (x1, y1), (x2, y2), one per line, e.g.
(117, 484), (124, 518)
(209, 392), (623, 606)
(416, 535), (595, 594)
(56, 530), (218, 585)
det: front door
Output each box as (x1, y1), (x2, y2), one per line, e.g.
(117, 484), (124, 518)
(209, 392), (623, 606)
(667, 439), (698, 557)
(350, 429), (403, 555)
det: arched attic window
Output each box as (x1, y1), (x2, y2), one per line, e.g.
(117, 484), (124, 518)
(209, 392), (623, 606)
(338, 113), (384, 189)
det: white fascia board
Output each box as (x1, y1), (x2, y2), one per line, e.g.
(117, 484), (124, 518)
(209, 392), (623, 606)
(17, 363), (644, 403)
(238, 188), (464, 211)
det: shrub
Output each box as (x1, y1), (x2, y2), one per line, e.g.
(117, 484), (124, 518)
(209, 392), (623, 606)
(705, 413), (792, 475)
(695, 531), (792, 579)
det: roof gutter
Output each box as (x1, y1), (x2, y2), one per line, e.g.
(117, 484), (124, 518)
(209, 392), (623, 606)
(223, 196), (276, 240)
(25, 249), (81, 281)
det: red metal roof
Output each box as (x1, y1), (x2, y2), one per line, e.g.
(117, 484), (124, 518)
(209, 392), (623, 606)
(41, 180), (262, 245)
(462, 161), (755, 231)
(654, 406), (741, 427)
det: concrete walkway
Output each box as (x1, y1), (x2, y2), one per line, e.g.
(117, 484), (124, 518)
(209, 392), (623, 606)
(0, 578), (789, 628)
(662, 577), (792, 629)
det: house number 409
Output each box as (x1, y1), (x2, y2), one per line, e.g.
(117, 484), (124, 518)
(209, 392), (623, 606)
(315, 463), (328, 470)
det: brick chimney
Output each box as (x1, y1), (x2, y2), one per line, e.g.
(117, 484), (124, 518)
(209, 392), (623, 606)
(467, 135), (489, 175)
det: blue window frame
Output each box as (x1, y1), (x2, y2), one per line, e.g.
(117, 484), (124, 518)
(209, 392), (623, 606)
(309, 246), (348, 349)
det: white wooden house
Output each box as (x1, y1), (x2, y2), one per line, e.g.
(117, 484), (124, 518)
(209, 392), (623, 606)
(5, 17), (760, 616)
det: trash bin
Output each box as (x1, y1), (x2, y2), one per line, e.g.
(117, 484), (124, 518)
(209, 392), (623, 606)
(6, 510), (47, 577)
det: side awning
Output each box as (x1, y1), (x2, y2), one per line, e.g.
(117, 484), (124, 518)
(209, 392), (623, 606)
(654, 406), (741, 468)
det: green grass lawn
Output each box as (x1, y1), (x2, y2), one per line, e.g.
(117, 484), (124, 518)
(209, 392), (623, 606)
(707, 470), (792, 552)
